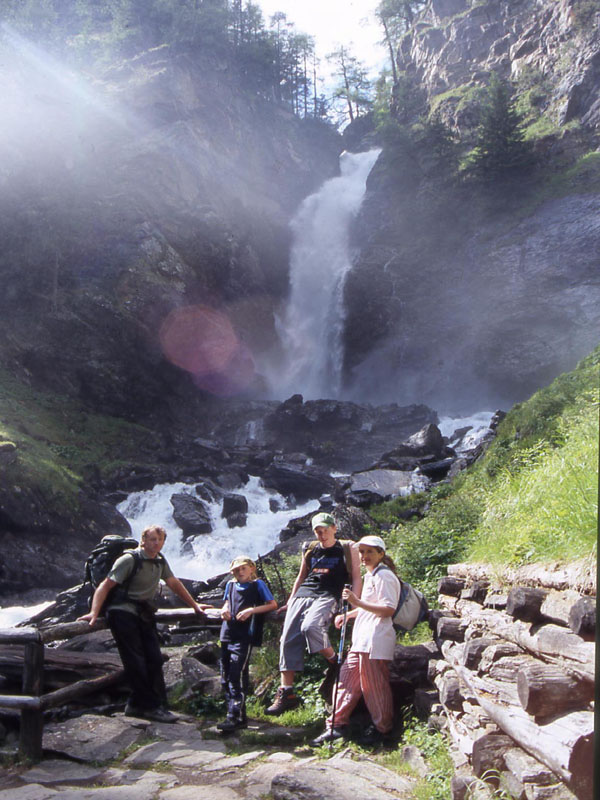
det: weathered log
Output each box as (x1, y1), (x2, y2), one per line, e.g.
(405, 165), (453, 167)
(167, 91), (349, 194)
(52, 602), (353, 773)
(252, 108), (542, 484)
(436, 616), (468, 641)
(438, 576), (466, 596)
(0, 694), (42, 710)
(504, 747), (561, 786)
(472, 733), (515, 782)
(453, 605), (594, 683)
(516, 662), (594, 718)
(0, 645), (123, 688)
(483, 592), (508, 610)
(507, 587), (548, 622)
(460, 637), (499, 670)
(438, 672), (464, 711)
(412, 688), (439, 716)
(438, 594), (459, 612)
(40, 619), (107, 644)
(461, 582), (489, 604)
(524, 783), (578, 799)
(487, 655), (537, 682)
(479, 642), (523, 673)
(447, 561), (596, 595)
(500, 770), (526, 800)
(20, 640), (44, 760)
(41, 668), (126, 709)
(0, 628), (42, 645)
(539, 591), (584, 628)
(567, 598), (595, 639)
(449, 660), (593, 800)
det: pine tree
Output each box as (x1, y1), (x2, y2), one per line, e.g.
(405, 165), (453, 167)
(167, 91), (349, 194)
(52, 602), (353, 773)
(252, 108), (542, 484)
(470, 73), (534, 181)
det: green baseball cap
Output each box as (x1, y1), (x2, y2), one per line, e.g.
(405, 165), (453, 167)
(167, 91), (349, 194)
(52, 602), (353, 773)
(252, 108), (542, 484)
(311, 512), (336, 530)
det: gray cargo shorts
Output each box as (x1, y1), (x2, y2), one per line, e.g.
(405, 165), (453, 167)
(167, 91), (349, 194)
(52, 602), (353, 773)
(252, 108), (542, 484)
(279, 594), (338, 672)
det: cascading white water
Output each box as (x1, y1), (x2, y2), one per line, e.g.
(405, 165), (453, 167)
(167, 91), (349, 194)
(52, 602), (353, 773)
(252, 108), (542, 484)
(117, 478), (319, 582)
(267, 148), (381, 400)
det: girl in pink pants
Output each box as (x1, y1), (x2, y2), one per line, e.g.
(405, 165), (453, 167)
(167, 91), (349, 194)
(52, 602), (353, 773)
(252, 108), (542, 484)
(311, 534), (401, 747)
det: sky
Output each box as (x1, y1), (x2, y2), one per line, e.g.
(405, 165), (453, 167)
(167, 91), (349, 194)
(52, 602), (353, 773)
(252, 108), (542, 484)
(256, 0), (388, 79)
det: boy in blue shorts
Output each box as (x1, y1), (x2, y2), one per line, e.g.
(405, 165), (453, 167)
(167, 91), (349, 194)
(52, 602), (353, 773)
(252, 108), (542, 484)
(217, 556), (277, 732)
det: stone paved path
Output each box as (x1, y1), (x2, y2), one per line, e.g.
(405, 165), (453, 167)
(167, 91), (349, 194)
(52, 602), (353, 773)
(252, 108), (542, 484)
(0, 713), (416, 800)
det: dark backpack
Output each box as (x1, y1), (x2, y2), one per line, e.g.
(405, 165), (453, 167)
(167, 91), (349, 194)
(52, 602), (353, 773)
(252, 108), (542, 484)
(84, 535), (140, 588)
(84, 535), (141, 614)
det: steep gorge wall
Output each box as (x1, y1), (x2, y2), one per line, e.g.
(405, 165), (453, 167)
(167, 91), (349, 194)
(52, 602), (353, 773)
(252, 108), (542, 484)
(0, 45), (341, 423)
(342, 0), (600, 413)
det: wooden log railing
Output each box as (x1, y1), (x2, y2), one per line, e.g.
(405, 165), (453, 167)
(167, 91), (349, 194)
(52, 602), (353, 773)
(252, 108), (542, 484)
(0, 608), (217, 760)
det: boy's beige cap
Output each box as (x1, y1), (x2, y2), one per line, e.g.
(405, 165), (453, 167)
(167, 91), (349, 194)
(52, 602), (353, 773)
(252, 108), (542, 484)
(230, 555), (255, 570)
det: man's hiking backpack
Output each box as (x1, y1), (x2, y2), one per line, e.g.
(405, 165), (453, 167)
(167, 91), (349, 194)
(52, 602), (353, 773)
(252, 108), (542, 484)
(303, 538), (354, 578)
(84, 535), (140, 588)
(84, 535), (142, 613)
(374, 564), (429, 633)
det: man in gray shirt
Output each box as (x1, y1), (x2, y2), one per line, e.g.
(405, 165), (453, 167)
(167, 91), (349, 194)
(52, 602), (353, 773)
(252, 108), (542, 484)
(80, 524), (207, 723)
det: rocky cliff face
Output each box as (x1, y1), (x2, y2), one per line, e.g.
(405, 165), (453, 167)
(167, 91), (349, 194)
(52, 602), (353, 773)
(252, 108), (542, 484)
(1, 45), (341, 423)
(342, 0), (600, 413)
(401, 0), (600, 128)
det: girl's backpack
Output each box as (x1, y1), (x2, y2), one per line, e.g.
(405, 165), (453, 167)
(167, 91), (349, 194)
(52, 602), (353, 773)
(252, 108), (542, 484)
(373, 564), (429, 632)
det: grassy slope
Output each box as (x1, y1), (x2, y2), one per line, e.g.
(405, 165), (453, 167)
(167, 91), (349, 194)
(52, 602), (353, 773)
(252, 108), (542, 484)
(0, 369), (157, 519)
(372, 345), (599, 599)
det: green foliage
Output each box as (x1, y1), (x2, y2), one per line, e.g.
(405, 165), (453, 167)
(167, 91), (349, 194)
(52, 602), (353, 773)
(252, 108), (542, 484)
(464, 73), (534, 181)
(0, 0), (323, 122)
(0, 368), (156, 518)
(386, 484), (483, 599)
(383, 716), (452, 799)
(378, 346), (599, 593)
(470, 391), (598, 565)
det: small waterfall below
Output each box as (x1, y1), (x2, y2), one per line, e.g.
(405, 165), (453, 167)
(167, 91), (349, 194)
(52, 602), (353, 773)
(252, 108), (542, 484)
(117, 478), (319, 582)
(267, 148), (381, 400)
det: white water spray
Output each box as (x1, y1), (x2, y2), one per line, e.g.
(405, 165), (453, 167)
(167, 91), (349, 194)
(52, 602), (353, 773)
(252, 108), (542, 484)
(267, 149), (381, 400)
(117, 478), (318, 582)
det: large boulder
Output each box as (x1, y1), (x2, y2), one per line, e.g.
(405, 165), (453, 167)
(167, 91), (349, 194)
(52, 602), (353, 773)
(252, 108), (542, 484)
(262, 460), (336, 503)
(170, 493), (212, 536)
(337, 469), (431, 507)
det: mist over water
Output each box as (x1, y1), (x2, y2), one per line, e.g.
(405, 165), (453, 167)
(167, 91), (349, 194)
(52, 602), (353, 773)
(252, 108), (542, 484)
(265, 149), (381, 400)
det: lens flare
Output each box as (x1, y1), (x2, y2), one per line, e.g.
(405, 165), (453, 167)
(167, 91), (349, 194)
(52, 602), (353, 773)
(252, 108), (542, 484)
(159, 305), (255, 396)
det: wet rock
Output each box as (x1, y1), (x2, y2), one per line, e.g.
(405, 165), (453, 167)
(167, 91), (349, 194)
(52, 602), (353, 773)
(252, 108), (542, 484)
(163, 649), (221, 697)
(226, 512), (247, 529)
(222, 490), (248, 526)
(43, 715), (147, 762)
(338, 469), (430, 506)
(262, 461), (335, 503)
(261, 396), (438, 473)
(195, 479), (223, 504)
(170, 493), (212, 536)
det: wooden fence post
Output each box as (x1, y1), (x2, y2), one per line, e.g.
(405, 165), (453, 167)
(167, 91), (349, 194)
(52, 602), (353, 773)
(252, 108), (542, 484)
(20, 639), (44, 760)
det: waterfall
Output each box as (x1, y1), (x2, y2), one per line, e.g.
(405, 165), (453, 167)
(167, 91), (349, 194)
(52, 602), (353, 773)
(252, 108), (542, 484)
(267, 148), (381, 400)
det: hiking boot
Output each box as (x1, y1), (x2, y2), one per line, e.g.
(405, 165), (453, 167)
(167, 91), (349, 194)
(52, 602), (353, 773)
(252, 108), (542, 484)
(141, 707), (178, 724)
(319, 655), (339, 703)
(265, 686), (300, 715)
(310, 726), (348, 747)
(124, 702), (145, 719)
(216, 716), (247, 732)
(358, 724), (391, 746)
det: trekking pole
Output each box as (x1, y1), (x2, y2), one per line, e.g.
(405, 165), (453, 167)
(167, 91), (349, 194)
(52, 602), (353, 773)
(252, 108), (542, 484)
(329, 585), (350, 753)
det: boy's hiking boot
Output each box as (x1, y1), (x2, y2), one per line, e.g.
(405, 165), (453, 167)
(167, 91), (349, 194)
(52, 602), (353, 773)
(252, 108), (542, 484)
(265, 686), (300, 715)
(216, 715), (247, 732)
